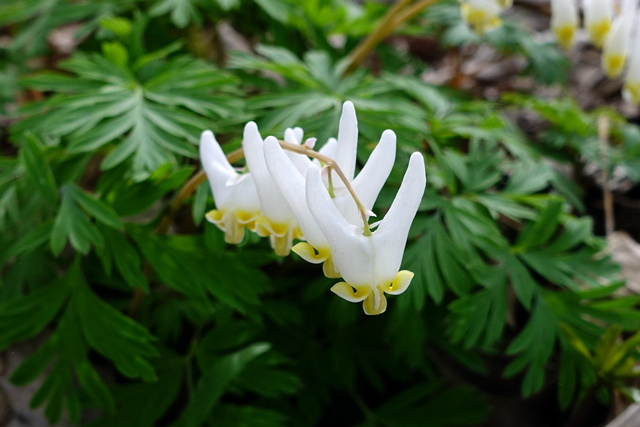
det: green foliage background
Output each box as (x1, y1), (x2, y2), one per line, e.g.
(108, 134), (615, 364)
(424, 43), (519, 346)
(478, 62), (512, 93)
(3, 0), (640, 425)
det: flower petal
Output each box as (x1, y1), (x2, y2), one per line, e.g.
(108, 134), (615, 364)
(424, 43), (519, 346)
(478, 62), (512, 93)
(263, 137), (328, 248)
(336, 129), (396, 225)
(306, 164), (374, 286)
(373, 152), (426, 283)
(362, 288), (387, 315)
(199, 130), (237, 208)
(384, 270), (414, 295)
(243, 124), (294, 224)
(334, 101), (358, 183)
(330, 282), (369, 303)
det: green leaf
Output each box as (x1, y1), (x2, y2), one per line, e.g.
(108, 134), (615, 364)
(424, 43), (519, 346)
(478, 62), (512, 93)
(19, 132), (58, 203)
(51, 184), (106, 255)
(89, 349), (183, 427)
(376, 383), (488, 426)
(71, 282), (158, 381)
(515, 200), (563, 250)
(505, 298), (558, 396)
(506, 254), (538, 310)
(174, 343), (271, 426)
(0, 275), (72, 349)
(68, 184), (123, 231)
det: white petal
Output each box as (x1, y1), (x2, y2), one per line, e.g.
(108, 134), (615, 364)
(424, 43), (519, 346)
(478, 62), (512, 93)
(199, 130), (237, 208)
(242, 123), (294, 224)
(228, 173), (261, 215)
(283, 128), (313, 173)
(334, 101), (358, 183)
(318, 137), (337, 159)
(306, 164), (374, 286)
(263, 137), (328, 247)
(340, 129), (396, 224)
(373, 152), (426, 283)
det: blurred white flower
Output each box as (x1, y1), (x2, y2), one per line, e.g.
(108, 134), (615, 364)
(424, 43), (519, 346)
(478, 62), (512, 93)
(623, 15), (640, 103)
(551, 0), (579, 50)
(602, 0), (636, 78)
(460, 0), (503, 35)
(584, 0), (613, 47)
(305, 152), (426, 315)
(200, 130), (261, 244)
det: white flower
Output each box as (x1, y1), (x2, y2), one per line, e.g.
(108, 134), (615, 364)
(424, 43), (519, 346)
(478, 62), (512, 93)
(584, 0), (613, 48)
(264, 124), (396, 278)
(263, 102), (396, 278)
(601, 0), (637, 78)
(200, 130), (261, 244)
(460, 0), (503, 35)
(305, 152), (426, 315)
(623, 14), (640, 104)
(551, 0), (579, 50)
(242, 122), (301, 256)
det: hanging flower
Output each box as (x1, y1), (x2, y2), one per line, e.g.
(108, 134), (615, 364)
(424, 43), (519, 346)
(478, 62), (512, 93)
(601, 4), (635, 78)
(623, 13), (640, 104)
(263, 121), (397, 278)
(551, 0), (579, 50)
(305, 152), (426, 315)
(242, 123), (302, 256)
(584, 0), (613, 48)
(460, 0), (504, 35)
(199, 130), (261, 244)
(263, 101), (397, 278)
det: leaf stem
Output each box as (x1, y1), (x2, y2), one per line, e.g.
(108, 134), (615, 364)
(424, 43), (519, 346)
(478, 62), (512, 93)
(342, 0), (439, 76)
(597, 115), (614, 236)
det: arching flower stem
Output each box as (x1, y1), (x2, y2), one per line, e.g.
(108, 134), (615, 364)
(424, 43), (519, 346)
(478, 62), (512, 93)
(278, 140), (372, 236)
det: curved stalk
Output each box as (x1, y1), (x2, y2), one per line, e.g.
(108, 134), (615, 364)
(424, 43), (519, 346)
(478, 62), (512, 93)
(342, 0), (440, 76)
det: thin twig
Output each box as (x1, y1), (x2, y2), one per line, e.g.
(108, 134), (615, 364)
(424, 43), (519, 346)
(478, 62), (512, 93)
(392, 0), (440, 27)
(342, 0), (414, 77)
(598, 115), (615, 236)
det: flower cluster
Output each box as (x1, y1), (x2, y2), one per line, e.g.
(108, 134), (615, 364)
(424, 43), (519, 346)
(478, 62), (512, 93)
(200, 102), (427, 315)
(551, 0), (640, 104)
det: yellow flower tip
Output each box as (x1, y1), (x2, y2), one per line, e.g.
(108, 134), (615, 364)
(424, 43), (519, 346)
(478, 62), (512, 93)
(255, 216), (290, 237)
(588, 20), (611, 48)
(270, 234), (292, 257)
(205, 209), (225, 227)
(236, 209), (259, 224)
(293, 226), (304, 240)
(205, 209), (260, 245)
(363, 288), (387, 315)
(623, 82), (640, 105)
(554, 24), (576, 50)
(384, 270), (415, 295)
(331, 273), (413, 315)
(604, 53), (626, 78)
(322, 256), (341, 279)
(292, 242), (329, 264)
(331, 282), (370, 303)
(461, 4), (502, 34)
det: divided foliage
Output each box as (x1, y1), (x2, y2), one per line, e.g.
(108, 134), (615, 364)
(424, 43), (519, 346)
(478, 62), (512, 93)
(2, 1), (640, 426)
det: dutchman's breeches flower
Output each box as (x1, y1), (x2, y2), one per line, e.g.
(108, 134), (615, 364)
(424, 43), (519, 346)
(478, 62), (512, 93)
(623, 12), (640, 104)
(305, 152), (426, 315)
(263, 101), (397, 279)
(551, 0), (579, 50)
(200, 130), (261, 244)
(460, 0), (503, 35)
(584, 0), (613, 48)
(243, 122), (301, 257)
